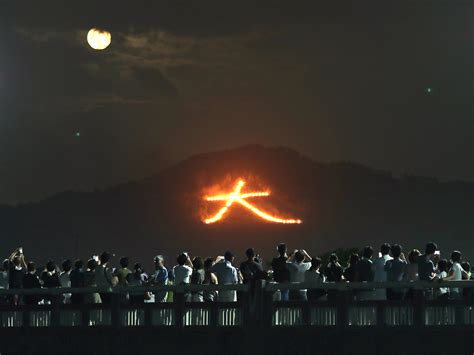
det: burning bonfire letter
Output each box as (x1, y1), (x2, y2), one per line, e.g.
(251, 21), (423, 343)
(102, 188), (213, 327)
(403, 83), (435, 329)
(203, 179), (302, 224)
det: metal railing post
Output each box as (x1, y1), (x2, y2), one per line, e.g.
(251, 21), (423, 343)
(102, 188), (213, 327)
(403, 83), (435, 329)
(174, 287), (184, 328)
(336, 286), (349, 328)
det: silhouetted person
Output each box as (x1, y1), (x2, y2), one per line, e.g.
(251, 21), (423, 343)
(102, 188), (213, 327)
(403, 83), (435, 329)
(356, 246), (374, 282)
(191, 257), (205, 302)
(40, 261), (61, 304)
(41, 261), (61, 288)
(240, 248), (264, 285)
(127, 263), (148, 304)
(0, 260), (9, 304)
(211, 251), (238, 302)
(70, 260), (85, 304)
(343, 254), (360, 282)
(305, 257), (326, 301)
(59, 259), (72, 303)
(173, 252), (194, 301)
(435, 259), (450, 300)
(8, 248), (27, 303)
(442, 251), (465, 299)
(115, 256), (132, 286)
(151, 255), (168, 302)
(288, 249), (312, 301)
(324, 253), (344, 301)
(271, 243), (290, 301)
(0, 259), (9, 290)
(325, 253), (344, 282)
(9, 255), (26, 303)
(95, 251), (118, 304)
(22, 262), (42, 305)
(404, 249), (420, 299)
(385, 244), (407, 300)
(84, 259), (101, 304)
(418, 242), (438, 281)
(203, 258), (218, 302)
(356, 246), (374, 300)
(373, 243), (392, 300)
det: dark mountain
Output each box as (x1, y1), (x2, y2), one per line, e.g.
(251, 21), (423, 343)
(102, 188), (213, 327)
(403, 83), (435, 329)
(1, 145), (472, 267)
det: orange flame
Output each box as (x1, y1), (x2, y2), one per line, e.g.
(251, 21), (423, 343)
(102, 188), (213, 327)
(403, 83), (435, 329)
(203, 179), (302, 224)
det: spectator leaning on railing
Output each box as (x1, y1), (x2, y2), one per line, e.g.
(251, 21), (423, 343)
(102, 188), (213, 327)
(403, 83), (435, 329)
(271, 243), (290, 301)
(384, 244), (407, 300)
(151, 255), (168, 303)
(1, 240), (473, 308)
(211, 251), (238, 302)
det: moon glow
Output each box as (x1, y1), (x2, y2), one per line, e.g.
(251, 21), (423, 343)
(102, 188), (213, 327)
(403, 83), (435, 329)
(87, 28), (112, 50)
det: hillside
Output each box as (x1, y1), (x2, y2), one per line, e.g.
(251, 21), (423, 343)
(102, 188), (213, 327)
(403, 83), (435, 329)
(0, 145), (472, 266)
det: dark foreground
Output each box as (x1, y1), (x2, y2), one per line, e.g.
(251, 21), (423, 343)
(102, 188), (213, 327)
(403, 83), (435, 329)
(0, 281), (473, 355)
(0, 326), (473, 355)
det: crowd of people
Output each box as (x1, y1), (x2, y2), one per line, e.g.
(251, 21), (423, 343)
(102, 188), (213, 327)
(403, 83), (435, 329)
(0, 241), (472, 306)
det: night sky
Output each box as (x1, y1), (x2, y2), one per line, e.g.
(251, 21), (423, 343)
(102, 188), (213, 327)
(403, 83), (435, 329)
(1, 1), (473, 204)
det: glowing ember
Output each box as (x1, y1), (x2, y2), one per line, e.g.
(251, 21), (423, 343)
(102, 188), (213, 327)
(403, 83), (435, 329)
(203, 179), (302, 224)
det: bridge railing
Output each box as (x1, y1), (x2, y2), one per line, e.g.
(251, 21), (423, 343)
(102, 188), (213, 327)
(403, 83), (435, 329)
(264, 280), (474, 328)
(0, 284), (250, 328)
(0, 281), (472, 329)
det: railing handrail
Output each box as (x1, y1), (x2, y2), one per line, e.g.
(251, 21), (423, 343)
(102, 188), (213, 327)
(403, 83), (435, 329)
(265, 280), (474, 291)
(0, 283), (250, 296)
(0, 280), (472, 296)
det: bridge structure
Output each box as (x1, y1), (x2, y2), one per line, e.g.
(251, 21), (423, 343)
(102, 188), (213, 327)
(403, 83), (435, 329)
(0, 281), (472, 354)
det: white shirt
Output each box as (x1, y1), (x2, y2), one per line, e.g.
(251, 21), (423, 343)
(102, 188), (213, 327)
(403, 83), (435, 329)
(450, 262), (463, 295)
(211, 260), (238, 302)
(373, 254), (392, 282)
(173, 265), (193, 285)
(288, 262), (311, 283)
(211, 260), (238, 285)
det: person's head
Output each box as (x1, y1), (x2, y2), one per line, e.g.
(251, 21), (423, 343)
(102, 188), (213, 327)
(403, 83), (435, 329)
(450, 250), (461, 263)
(2, 259), (9, 270)
(192, 256), (204, 270)
(74, 259), (84, 270)
(177, 253), (188, 266)
(310, 257), (322, 270)
(349, 253), (359, 266)
(246, 248), (255, 260)
(425, 242), (438, 256)
(119, 257), (129, 268)
(224, 251), (234, 262)
(461, 261), (471, 273)
(27, 261), (36, 273)
(390, 244), (403, 259)
(294, 250), (305, 264)
(380, 243), (391, 256)
(134, 263), (143, 273)
(437, 259), (449, 273)
(100, 251), (111, 265)
(12, 256), (21, 267)
(62, 259), (72, 273)
(329, 253), (339, 264)
(408, 249), (421, 264)
(204, 257), (214, 270)
(154, 255), (164, 269)
(46, 260), (56, 273)
(277, 243), (287, 256)
(362, 246), (374, 259)
(87, 258), (97, 271)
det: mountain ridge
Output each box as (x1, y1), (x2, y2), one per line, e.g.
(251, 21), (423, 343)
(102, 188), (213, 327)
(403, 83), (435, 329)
(0, 145), (472, 266)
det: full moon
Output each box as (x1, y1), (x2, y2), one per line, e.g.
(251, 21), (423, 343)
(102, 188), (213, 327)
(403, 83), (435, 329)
(87, 28), (112, 50)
